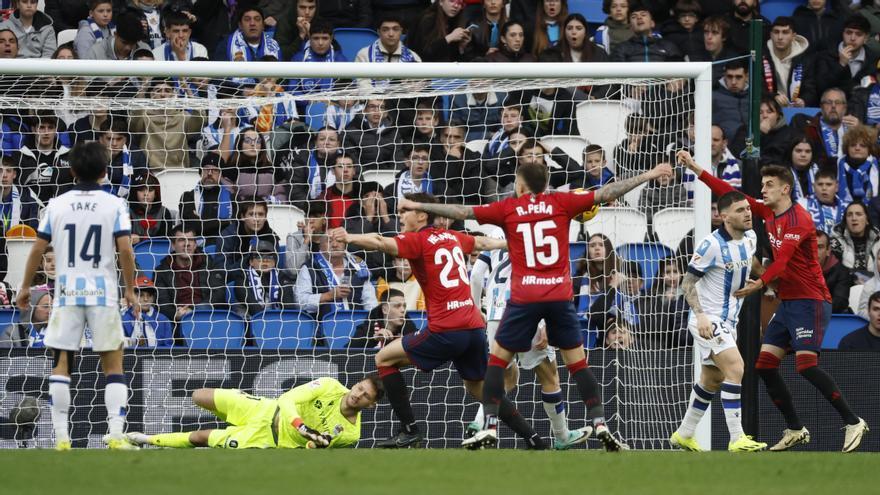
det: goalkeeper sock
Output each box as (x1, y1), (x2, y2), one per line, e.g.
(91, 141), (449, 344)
(472, 404), (485, 429)
(796, 355), (859, 425)
(377, 366), (418, 435)
(105, 374), (128, 437)
(678, 383), (714, 438)
(48, 375), (71, 443)
(720, 382), (744, 440)
(567, 359), (605, 426)
(541, 389), (569, 440)
(755, 352), (803, 430)
(150, 432), (194, 448)
(482, 355), (509, 428)
(499, 397), (545, 449)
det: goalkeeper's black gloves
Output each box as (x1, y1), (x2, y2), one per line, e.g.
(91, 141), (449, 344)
(293, 418), (330, 447)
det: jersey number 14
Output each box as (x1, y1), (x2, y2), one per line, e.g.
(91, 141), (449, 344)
(63, 224), (102, 268)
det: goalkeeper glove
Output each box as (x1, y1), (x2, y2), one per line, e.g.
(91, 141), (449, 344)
(292, 418), (330, 447)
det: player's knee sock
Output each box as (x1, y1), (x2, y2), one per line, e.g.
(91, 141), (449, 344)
(677, 383), (714, 438)
(482, 354), (509, 428)
(755, 352), (802, 430)
(150, 432), (194, 448)
(499, 397), (546, 449)
(377, 366), (418, 434)
(720, 382), (744, 440)
(472, 404), (485, 429)
(105, 374), (128, 437)
(796, 354), (859, 425)
(567, 359), (605, 427)
(48, 375), (71, 443)
(541, 389), (569, 439)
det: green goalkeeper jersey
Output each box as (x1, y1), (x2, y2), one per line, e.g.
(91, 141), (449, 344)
(276, 377), (361, 448)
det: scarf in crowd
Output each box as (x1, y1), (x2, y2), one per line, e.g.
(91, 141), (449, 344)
(307, 151), (324, 199)
(192, 183), (234, 220)
(88, 17), (115, 40)
(101, 146), (132, 198)
(546, 21), (560, 45)
(819, 119), (845, 159)
(366, 40), (416, 88)
(165, 41), (195, 61)
(867, 84), (880, 126)
(129, 306), (161, 347)
(296, 45), (341, 92)
(395, 170), (432, 199)
(227, 28), (281, 61)
(247, 267), (281, 306)
(27, 325), (46, 348)
(314, 252), (346, 311)
(838, 154), (879, 202)
(803, 195), (846, 234)
(791, 163), (819, 201)
(487, 129), (509, 157)
(0, 185), (21, 233)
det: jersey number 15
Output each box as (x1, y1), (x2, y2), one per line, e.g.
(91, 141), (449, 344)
(516, 220), (559, 268)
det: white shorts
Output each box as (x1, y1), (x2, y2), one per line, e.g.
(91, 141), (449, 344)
(486, 320), (556, 371)
(688, 315), (739, 367)
(44, 306), (124, 352)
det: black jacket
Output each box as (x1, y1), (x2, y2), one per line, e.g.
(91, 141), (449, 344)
(824, 257), (853, 313)
(792, 4), (846, 55)
(814, 45), (880, 99)
(610, 34), (683, 62)
(45, 0), (89, 32)
(404, 10), (468, 62)
(154, 252), (227, 321)
(343, 115), (402, 170)
(317, 0), (372, 30)
(760, 51), (819, 107)
(725, 13), (770, 55)
(178, 185), (235, 243)
(659, 20), (703, 61)
(428, 147), (485, 204)
(232, 268), (297, 318)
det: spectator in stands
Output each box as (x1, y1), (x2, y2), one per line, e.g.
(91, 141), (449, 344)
(523, 85), (579, 136)
(17, 113), (72, 205)
(233, 239), (297, 318)
(689, 16), (735, 89)
(0, 285), (50, 348)
(709, 125), (742, 190)
(614, 114), (665, 175)
(51, 43), (89, 127)
(793, 0), (846, 56)
(355, 15), (421, 90)
(127, 0), (168, 50)
(343, 181), (395, 275)
(295, 232), (378, 319)
(86, 10), (151, 60)
(325, 152), (362, 229)
(202, 107), (244, 158)
(153, 11), (208, 61)
(75, 0), (113, 59)
(178, 153), (235, 246)
(642, 257), (689, 349)
(430, 120), (484, 204)
(640, 164), (688, 224)
(836, 125), (879, 204)
(529, 0), (567, 57)
(592, 0), (632, 55)
(799, 169), (848, 234)
(848, 75), (880, 130)
(0, 0), (56, 59)
(324, 99), (365, 131)
(610, 2), (682, 62)
(343, 99), (401, 170)
(724, 0), (769, 55)
(238, 67), (300, 135)
(816, 229), (854, 314)
(603, 318), (633, 350)
(371, 0), (429, 34)
(216, 200), (280, 272)
(754, 96), (796, 167)
(576, 144), (615, 190)
(129, 77), (206, 170)
(856, 0), (880, 53)
(45, 0), (90, 34)
(711, 58), (750, 146)
(466, 0), (507, 58)
(841, 291), (880, 349)
(858, 256), (880, 318)
(273, 0), (317, 60)
(540, 140), (608, 190)
(575, 233), (619, 326)
(288, 21), (348, 97)
(156, 223), (227, 323)
(96, 119), (148, 199)
(0, 155), (38, 231)
(221, 127), (286, 201)
(0, 28), (18, 59)
(660, 0), (703, 61)
(539, 13), (608, 65)
(451, 89), (503, 140)
(348, 288), (419, 349)
(484, 20), (533, 63)
(284, 199), (326, 280)
(831, 201), (880, 281)
(128, 173), (173, 245)
(376, 257), (425, 310)
(815, 15), (879, 100)
(482, 127), (529, 197)
(797, 88), (858, 165)
(385, 144), (434, 210)
(482, 103), (523, 160)
(122, 276), (174, 348)
(409, 103), (440, 145)
(283, 127), (339, 210)
(32, 246), (55, 289)
(789, 135), (820, 202)
(217, 5), (281, 62)
(763, 16), (817, 108)
(408, 0), (471, 62)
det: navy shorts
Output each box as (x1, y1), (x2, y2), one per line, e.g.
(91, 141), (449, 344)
(763, 299), (830, 353)
(402, 328), (488, 381)
(496, 301), (583, 352)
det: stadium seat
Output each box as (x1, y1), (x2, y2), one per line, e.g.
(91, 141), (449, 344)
(822, 315), (868, 349)
(3, 238), (33, 289)
(569, 0), (607, 25)
(542, 135), (587, 166)
(0, 308), (18, 329)
(266, 204), (305, 240)
(849, 284), (864, 314)
(134, 239), (171, 280)
(57, 29), (77, 46)
(782, 106), (819, 124)
(251, 310), (318, 349)
(616, 242), (674, 291)
(304, 101), (328, 131)
(652, 207), (694, 251)
(321, 310), (370, 348)
(575, 100), (633, 154)
(155, 169), (200, 216)
(333, 28), (378, 61)
(465, 139), (488, 154)
(180, 309), (247, 349)
(362, 169), (397, 188)
(570, 243), (587, 275)
(582, 207), (648, 247)
(760, 0), (802, 22)
(407, 310), (427, 331)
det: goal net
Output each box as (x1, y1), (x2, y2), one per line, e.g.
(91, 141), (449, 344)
(0, 60), (712, 449)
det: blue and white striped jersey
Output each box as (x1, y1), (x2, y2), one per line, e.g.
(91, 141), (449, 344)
(687, 227), (757, 327)
(37, 183), (131, 307)
(473, 249), (512, 322)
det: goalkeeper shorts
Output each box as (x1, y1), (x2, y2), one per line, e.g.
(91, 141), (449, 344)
(208, 389), (278, 449)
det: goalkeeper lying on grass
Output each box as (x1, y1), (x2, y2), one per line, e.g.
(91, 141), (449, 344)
(126, 376), (384, 449)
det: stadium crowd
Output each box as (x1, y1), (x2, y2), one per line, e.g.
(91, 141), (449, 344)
(1, 0), (880, 352)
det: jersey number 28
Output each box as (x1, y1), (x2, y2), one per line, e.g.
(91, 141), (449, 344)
(516, 220), (559, 268)
(435, 246), (469, 288)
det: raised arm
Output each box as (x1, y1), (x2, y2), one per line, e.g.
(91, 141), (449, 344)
(398, 198), (475, 221)
(473, 237), (507, 253)
(676, 150), (772, 217)
(593, 162), (672, 204)
(330, 228), (399, 256)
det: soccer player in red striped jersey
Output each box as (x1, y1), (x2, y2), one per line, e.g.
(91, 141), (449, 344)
(678, 150), (868, 452)
(330, 192), (547, 449)
(400, 160), (674, 451)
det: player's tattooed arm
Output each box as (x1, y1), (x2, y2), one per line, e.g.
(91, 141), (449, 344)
(593, 163), (673, 204)
(398, 198), (475, 220)
(330, 228), (399, 256)
(473, 236), (507, 253)
(682, 272), (713, 339)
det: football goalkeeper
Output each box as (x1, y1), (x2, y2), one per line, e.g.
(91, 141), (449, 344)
(126, 376), (383, 449)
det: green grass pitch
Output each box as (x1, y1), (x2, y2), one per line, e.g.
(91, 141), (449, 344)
(2, 449), (876, 495)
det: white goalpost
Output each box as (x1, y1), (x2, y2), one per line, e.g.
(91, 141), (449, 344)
(0, 59), (712, 449)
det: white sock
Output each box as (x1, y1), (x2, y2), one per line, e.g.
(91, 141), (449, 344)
(48, 375), (71, 443)
(541, 389), (569, 440)
(472, 404), (485, 429)
(721, 382), (744, 441)
(677, 383), (714, 438)
(105, 375), (128, 437)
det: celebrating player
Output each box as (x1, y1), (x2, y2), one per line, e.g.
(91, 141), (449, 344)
(125, 376), (383, 449)
(330, 192), (547, 449)
(400, 160), (673, 451)
(678, 150), (868, 452)
(16, 142), (140, 451)
(469, 234), (592, 449)
(670, 191), (767, 452)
